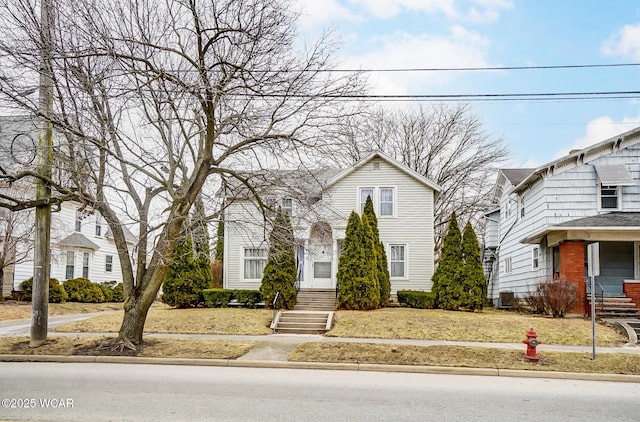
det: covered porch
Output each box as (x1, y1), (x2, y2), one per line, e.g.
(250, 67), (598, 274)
(522, 212), (640, 314)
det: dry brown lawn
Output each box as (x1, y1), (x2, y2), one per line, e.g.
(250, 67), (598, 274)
(290, 342), (640, 375)
(0, 301), (123, 321)
(0, 335), (254, 359)
(327, 308), (626, 346)
(54, 307), (273, 335)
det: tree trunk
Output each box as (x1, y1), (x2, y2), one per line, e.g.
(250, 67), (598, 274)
(118, 295), (155, 345)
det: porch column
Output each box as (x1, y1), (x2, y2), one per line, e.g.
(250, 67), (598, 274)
(559, 240), (586, 314)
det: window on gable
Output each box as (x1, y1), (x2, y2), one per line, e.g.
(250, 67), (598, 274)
(65, 250), (75, 280)
(95, 214), (102, 237)
(532, 246), (540, 270)
(600, 184), (619, 209)
(75, 210), (82, 232)
(243, 248), (267, 280)
(389, 244), (406, 278)
(105, 255), (113, 272)
(379, 188), (394, 216)
(359, 188), (374, 214)
(519, 196), (525, 219)
(504, 257), (512, 274)
(282, 198), (293, 217)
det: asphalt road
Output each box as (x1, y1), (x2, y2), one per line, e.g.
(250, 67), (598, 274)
(1, 362), (640, 421)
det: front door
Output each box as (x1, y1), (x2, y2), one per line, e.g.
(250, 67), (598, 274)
(310, 243), (333, 288)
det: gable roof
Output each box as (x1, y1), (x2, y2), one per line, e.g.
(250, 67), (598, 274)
(325, 151), (442, 200)
(105, 225), (137, 244)
(501, 168), (535, 186)
(511, 126), (640, 194)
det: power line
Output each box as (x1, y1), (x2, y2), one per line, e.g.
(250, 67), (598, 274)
(295, 62), (640, 73)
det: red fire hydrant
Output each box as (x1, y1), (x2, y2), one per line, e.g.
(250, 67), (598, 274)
(522, 328), (540, 362)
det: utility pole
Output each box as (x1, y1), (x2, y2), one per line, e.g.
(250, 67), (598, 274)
(30, 0), (54, 347)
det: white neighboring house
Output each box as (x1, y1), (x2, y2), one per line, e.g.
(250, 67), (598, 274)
(484, 127), (640, 314)
(222, 152), (441, 294)
(1, 115), (135, 294)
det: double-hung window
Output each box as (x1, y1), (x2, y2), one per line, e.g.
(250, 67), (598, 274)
(95, 215), (102, 237)
(359, 187), (395, 216)
(389, 244), (406, 278)
(243, 248), (267, 280)
(82, 252), (90, 278)
(504, 257), (512, 274)
(105, 255), (113, 272)
(282, 198), (293, 217)
(600, 185), (619, 209)
(75, 210), (82, 232)
(532, 246), (540, 270)
(65, 251), (75, 279)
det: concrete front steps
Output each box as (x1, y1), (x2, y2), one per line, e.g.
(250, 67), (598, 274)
(272, 289), (337, 334)
(271, 310), (334, 334)
(588, 294), (640, 318)
(294, 289), (337, 312)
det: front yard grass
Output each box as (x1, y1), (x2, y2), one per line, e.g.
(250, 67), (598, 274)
(327, 308), (626, 346)
(0, 301), (123, 322)
(0, 336), (254, 359)
(54, 307), (273, 336)
(289, 342), (640, 375)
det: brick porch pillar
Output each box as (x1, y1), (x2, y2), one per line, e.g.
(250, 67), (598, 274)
(559, 240), (586, 314)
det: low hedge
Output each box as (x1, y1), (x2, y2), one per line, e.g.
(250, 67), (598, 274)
(63, 278), (105, 303)
(202, 289), (262, 308)
(19, 278), (68, 303)
(397, 290), (436, 309)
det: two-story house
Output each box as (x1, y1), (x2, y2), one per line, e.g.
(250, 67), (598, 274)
(222, 152), (441, 295)
(485, 127), (640, 314)
(1, 115), (135, 294)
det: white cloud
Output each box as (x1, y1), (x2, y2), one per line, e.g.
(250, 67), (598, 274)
(293, 0), (362, 31)
(601, 23), (640, 60)
(342, 26), (492, 95)
(556, 114), (640, 158)
(467, 0), (514, 23)
(347, 0), (457, 19)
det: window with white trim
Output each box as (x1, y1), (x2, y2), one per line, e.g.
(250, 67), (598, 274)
(389, 244), (406, 278)
(282, 198), (293, 217)
(75, 210), (82, 232)
(82, 252), (90, 278)
(600, 184), (620, 210)
(243, 248), (267, 280)
(105, 255), (113, 272)
(532, 246), (540, 270)
(65, 251), (75, 279)
(379, 188), (394, 216)
(359, 188), (374, 214)
(95, 214), (102, 237)
(503, 256), (512, 274)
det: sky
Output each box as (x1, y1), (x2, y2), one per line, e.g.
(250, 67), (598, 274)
(293, 0), (640, 168)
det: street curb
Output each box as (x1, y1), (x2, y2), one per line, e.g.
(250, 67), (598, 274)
(2, 354), (639, 383)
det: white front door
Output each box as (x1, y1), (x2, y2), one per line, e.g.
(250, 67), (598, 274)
(310, 243), (333, 288)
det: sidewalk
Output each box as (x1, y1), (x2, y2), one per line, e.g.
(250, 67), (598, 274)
(2, 314), (640, 382)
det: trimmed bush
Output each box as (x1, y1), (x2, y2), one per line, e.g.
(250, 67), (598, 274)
(97, 281), (125, 303)
(397, 291), (436, 309)
(19, 278), (68, 303)
(161, 235), (213, 308)
(63, 278), (105, 303)
(202, 289), (234, 308)
(233, 290), (262, 308)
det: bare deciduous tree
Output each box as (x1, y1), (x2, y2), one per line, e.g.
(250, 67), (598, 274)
(336, 103), (509, 253)
(0, 0), (363, 348)
(0, 191), (34, 299)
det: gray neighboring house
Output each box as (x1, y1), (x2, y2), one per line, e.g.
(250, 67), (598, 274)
(484, 127), (640, 314)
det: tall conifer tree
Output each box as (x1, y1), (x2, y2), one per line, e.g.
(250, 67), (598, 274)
(431, 212), (464, 310)
(260, 209), (297, 309)
(462, 221), (487, 311)
(363, 196), (390, 306)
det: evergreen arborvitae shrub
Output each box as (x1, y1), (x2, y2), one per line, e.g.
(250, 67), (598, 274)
(363, 196), (390, 306)
(161, 235), (213, 308)
(20, 278), (68, 303)
(337, 211), (380, 310)
(63, 278), (105, 303)
(97, 281), (125, 303)
(461, 222), (487, 311)
(260, 210), (297, 309)
(431, 212), (464, 310)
